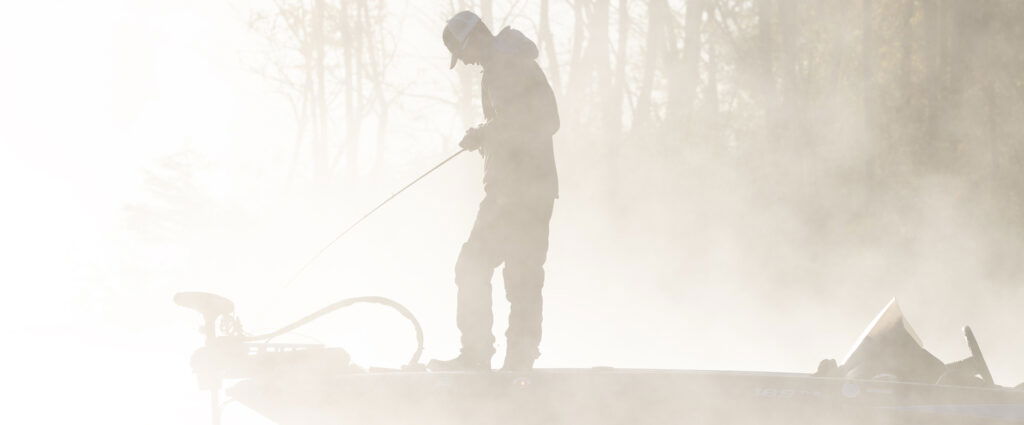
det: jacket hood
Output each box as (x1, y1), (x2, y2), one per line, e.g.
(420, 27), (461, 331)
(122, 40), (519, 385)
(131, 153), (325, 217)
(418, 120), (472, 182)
(489, 27), (538, 62)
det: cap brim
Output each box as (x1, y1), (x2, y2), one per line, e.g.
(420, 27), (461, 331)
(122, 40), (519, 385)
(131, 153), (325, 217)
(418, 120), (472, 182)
(449, 53), (458, 69)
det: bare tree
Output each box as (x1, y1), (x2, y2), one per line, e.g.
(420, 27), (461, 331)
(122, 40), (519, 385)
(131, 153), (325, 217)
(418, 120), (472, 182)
(756, 0), (778, 146)
(537, 0), (562, 94)
(665, 0), (707, 142)
(249, 0), (393, 187)
(632, 0), (668, 136)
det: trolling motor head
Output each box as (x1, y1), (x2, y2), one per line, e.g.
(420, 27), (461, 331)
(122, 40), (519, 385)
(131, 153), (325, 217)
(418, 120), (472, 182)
(175, 292), (238, 344)
(175, 292), (249, 392)
(175, 292), (234, 320)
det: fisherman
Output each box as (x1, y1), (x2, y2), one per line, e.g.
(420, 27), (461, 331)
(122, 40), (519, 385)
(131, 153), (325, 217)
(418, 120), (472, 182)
(429, 11), (560, 372)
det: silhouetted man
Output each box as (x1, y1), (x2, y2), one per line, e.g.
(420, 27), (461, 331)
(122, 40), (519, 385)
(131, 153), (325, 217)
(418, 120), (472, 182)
(429, 11), (559, 372)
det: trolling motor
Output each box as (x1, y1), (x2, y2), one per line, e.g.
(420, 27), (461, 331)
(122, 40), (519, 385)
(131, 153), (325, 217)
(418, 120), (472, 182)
(175, 292), (236, 343)
(176, 292), (240, 425)
(176, 292), (345, 425)
(175, 151), (459, 423)
(175, 292), (426, 425)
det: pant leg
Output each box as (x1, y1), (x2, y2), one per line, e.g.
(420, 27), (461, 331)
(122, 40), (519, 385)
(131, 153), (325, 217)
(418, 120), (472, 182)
(502, 197), (555, 361)
(454, 196), (504, 360)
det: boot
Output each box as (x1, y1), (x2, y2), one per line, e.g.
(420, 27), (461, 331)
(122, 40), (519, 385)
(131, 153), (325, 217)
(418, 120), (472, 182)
(500, 351), (536, 372)
(427, 354), (491, 372)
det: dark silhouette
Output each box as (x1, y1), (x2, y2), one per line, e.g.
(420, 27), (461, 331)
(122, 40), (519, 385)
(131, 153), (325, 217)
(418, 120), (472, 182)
(429, 10), (560, 372)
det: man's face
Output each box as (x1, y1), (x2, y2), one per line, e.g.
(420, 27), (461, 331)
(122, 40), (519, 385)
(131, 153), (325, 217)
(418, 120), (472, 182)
(458, 31), (488, 66)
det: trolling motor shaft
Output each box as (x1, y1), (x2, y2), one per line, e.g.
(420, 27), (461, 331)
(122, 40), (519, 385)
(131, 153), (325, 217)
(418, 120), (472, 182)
(174, 292), (239, 425)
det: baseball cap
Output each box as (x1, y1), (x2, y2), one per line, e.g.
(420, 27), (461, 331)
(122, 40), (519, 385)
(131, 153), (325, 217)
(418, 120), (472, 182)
(443, 11), (482, 69)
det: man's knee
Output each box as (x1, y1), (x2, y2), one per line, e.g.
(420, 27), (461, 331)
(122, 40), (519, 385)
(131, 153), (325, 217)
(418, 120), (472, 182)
(455, 242), (498, 287)
(503, 264), (544, 301)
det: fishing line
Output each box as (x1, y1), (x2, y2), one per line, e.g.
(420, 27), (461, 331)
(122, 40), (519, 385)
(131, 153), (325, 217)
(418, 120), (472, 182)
(282, 148), (466, 287)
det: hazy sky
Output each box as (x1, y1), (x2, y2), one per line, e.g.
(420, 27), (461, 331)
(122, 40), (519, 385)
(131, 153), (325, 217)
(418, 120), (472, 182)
(3, 1), (1022, 424)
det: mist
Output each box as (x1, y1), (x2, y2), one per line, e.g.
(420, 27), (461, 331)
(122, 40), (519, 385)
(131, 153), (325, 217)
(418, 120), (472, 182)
(3, 0), (1023, 424)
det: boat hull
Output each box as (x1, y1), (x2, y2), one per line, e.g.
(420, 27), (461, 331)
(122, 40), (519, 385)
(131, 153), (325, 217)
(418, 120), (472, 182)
(227, 368), (1024, 425)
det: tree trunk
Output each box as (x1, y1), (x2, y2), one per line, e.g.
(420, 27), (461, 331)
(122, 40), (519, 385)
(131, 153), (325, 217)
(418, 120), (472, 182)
(757, 0), (777, 146)
(899, 0), (914, 108)
(590, 0), (612, 131)
(633, 0), (665, 134)
(611, 0), (628, 136)
(704, 10), (720, 143)
(666, 0), (705, 143)
(863, 0), (877, 182)
(480, 0), (493, 29)
(608, 0), (629, 209)
(922, 0), (940, 166)
(538, 0), (562, 94)
(312, 0), (328, 183)
(945, 0), (984, 168)
(776, 0), (797, 150)
(563, 0), (590, 131)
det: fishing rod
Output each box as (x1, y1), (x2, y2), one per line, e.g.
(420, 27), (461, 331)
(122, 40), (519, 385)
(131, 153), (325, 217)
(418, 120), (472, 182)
(283, 148), (466, 287)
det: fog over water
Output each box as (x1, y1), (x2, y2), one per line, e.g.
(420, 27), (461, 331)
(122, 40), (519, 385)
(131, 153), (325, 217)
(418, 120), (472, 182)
(3, 0), (1023, 424)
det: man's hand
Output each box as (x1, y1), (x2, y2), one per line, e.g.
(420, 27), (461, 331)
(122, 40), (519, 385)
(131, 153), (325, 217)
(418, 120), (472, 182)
(459, 126), (484, 152)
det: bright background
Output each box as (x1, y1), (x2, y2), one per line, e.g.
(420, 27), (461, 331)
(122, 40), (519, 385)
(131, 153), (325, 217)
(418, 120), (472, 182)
(2, 1), (1021, 424)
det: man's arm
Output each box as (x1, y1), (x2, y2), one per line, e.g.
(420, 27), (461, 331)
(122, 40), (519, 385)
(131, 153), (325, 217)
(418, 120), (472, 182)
(473, 61), (559, 150)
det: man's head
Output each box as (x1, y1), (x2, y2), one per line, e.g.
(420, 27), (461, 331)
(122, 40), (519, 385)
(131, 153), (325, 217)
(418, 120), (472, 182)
(443, 11), (493, 68)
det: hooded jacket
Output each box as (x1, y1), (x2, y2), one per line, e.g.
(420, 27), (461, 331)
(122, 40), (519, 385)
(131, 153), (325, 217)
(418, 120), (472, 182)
(477, 27), (559, 200)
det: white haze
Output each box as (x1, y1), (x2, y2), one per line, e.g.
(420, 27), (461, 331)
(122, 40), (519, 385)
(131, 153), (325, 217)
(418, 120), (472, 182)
(2, 0), (1022, 424)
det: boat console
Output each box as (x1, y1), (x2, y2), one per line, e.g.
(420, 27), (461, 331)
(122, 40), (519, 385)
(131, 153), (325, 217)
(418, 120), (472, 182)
(814, 299), (995, 388)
